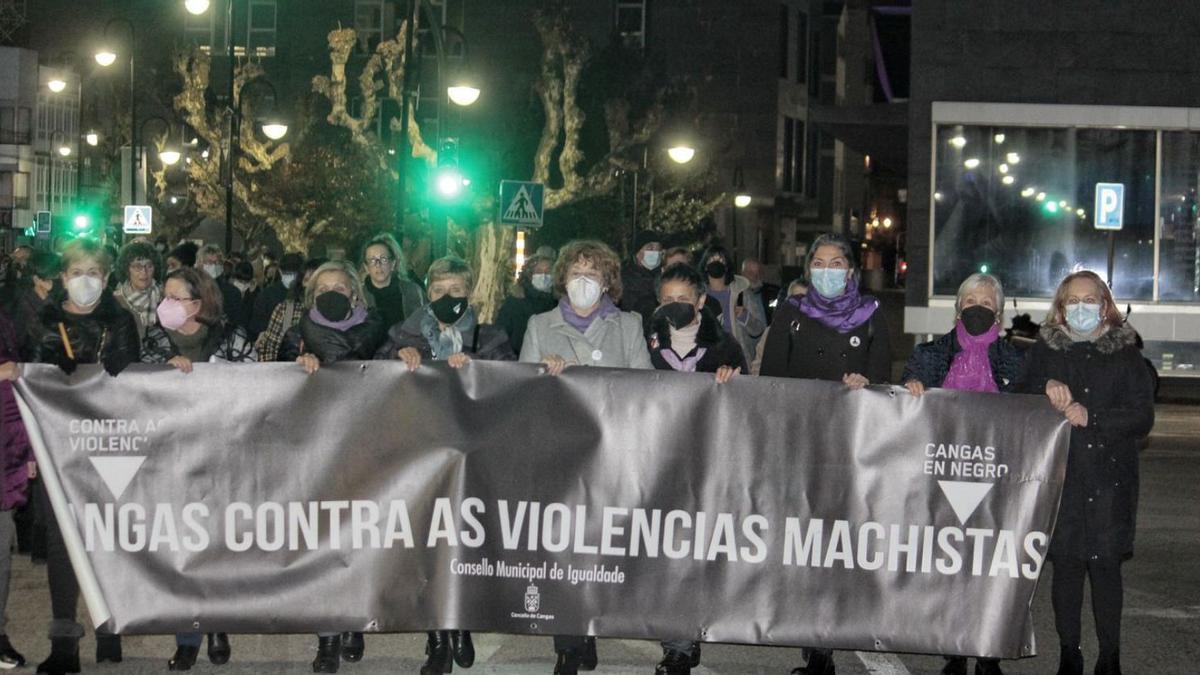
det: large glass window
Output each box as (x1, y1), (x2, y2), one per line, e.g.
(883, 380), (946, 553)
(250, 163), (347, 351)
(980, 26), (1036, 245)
(1159, 131), (1200, 302)
(932, 124), (1156, 299)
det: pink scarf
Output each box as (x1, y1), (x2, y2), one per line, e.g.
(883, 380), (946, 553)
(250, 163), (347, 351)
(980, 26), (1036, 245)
(942, 321), (999, 392)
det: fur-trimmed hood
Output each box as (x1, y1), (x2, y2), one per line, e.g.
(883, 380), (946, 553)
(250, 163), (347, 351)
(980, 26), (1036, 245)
(1039, 322), (1139, 354)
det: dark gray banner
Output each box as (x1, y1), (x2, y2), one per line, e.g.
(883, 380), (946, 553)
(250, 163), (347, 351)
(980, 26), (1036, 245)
(14, 361), (1069, 658)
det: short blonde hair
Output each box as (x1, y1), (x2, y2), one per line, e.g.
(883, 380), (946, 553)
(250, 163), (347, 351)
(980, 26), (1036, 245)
(304, 260), (367, 310)
(553, 240), (623, 302)
(426, 255), (474, 290)
(60, 238), (113, 276)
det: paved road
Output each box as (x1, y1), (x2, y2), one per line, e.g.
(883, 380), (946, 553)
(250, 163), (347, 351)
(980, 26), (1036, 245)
(5, 405), (1197, 674)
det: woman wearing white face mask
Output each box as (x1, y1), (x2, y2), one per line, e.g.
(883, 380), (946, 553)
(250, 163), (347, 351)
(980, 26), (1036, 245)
(517, 240), (650, 674)
(28, 238), (140, 673)
(1019, 271), (1153, 675)
(496, 254), (558, 355)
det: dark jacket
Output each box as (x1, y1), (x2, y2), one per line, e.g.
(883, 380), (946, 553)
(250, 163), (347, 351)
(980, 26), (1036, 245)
(215, 277), (248, 332)
(619, 261), (659, 336)
(277, 310), (387, 363)
(496, 286), (557, 355)
(759, 299), (891, 383)
(0, 311), (31, 509)
(1020, 323), (1155, 562)
(375, 308), (516, 362)
(10, 287), (48, 361)
(250, 280), (288, 337)
(141, 321), (257, 364)
(649, 307), (748, 374)
(364, 276), (425, 331)
(901, 329), (1024, 392)
(33, 291), (141, 376)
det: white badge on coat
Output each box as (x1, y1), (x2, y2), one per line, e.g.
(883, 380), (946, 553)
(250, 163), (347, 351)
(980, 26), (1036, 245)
(849, 336), (861, 347)
(591, 349), (603, 362)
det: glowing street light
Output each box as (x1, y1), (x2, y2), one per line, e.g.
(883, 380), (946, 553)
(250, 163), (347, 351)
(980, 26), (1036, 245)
(85, 131), (99, 146)
(185, 0), (211, 14)
(1021, 187), (1036, 197)
(447, 85), (481, 107)
(993, 133), (1006, 144)
(1006, 152), (1020, 164)
(261, 122), (289, 140)
(667, 145), (696, 164)
(949, 135), (967, 148)
(94, 49), (117, 67)
(963, 158), (981, 169)
(56, 144), (72, 157)
(734, 194), (752, 208)
(47, 78), (67, 93)
(1002, 175), (1015, 185)
(159, 149), (181, 165)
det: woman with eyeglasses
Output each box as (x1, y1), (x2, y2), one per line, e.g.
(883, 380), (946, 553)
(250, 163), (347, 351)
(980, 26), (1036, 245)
(1020, 271), (1153, 675)
(139, 266), (254, 670)
(112, 240), (163, 342)
(360, 233), (425, 332)
(27, 238), (140, 674)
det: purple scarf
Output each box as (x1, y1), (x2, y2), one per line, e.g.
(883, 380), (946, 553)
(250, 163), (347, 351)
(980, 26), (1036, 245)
(308, 305), (369, 332)
(942, 321), (1000, 393)
(559, 295), (619, 334)
(792, 276), (879, 333)
(659, 347), (708, 373)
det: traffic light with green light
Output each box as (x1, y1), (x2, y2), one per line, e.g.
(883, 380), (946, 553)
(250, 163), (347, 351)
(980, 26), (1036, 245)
(434, 138), (468, 201)
(73, 214), (91, 230)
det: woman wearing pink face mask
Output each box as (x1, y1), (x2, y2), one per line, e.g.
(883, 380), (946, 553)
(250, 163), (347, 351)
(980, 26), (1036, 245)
(138, 266), (255, 670)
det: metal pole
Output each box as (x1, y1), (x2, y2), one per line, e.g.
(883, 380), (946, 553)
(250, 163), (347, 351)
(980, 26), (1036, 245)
(224, 0), (237, 252)
(396, 0), (416, 221)
(1107, 231), (1116, 289)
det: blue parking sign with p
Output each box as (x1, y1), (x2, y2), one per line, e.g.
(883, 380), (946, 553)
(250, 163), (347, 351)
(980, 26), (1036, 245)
(1094, 183), (1124, 231)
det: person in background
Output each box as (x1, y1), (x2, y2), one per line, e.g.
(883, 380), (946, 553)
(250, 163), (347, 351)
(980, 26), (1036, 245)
(250, 252), (304, 338)
(166, 242), (198, 273)
(662, 246), (691, 270)
(759, 233), (890, 675)
(229, 261), (258, 329)
(751, 278), (806, 375)
(696, 244), (765, 363)
(30, 238), (140, 673)
(518, 240), (651, 675)
(198, 244), (245, 331)
(9, 251), (60, 361)
(738, 258), (774, 356)
(139, 266), (253, 670)
(619, 231), (664, 335)
(360, 233), (425, 331)
(255, 257), (325, 362)
(900, 272), (1022, 675)
(496, 253), (557, 355)
(112, 240), (163, 341)
(278, 260), (386, 674)
(375, 256), (513, 675)
(0, 310), (32, 670)
(1020, 271), (1153, 675)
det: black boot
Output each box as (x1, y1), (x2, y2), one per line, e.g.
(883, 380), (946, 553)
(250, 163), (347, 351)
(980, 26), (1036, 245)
(975, 658), (1004, 675)
(579, 637), (597, 671)
(421, 631), (453, 675)
(0, 634), (26, 669)
(450, 630), (474, 668)
(95, 634), (122, 663)
(1057, 645), (1084, 675)
(941, 656), (968, 675)
(168, 645), (200, 671)
(207, 633), (231, 665)
(312, 635), (340, 673)
(554, 649), (580, 675)
(1094, 651), (1122, 675)
(341, 632), (364, 663)
(792, 649), (835, 675)
(36, 637), (80, 675)
(655, 649), (692, 675)
(689, 643), (701, 668)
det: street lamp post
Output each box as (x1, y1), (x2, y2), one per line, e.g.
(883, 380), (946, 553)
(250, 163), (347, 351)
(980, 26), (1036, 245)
(47, 131), (73, 219)
(628, 143), (695, 253)
(731, 166), (751, 260)
(95, 18), (136, 204)
(225, 77), (286, 251)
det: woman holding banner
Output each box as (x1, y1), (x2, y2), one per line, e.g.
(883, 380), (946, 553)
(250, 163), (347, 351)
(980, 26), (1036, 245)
(1021, 271), (1153, 675)
(138, 266), (255, 670)
(901, 271), (1021, 675)
(30, 238), (140, 673)
(279, 260), (386, 673)
(519, 239), (651, 675)
(759, 232), (890, 675)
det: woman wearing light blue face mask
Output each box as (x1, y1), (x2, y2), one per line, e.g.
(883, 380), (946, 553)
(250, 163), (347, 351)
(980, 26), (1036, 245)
(1019, 271), (1153, 675)
(759, 233), (891, 391)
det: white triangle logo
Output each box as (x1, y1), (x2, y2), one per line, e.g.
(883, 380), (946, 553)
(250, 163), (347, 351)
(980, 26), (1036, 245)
(503, 185), (539, 224)
(937, 480), (994, 525)
(88, 456), (147, 500)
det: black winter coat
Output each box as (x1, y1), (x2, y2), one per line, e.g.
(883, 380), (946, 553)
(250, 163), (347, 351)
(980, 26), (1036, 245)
(619, 262), (659, 336)
(1020, 324), (1154, 562)
(277, 311), (387, 363)
(496, 286), (557, 355)
(648, 308), (748, 374)
(33, 291), (140, 375)
(901, 329), (1024, 392)
(759, 299), (891, 383)
(141, 321), (257, 364)
(10, 287), (48, 362)
(375, 309), (516, 362)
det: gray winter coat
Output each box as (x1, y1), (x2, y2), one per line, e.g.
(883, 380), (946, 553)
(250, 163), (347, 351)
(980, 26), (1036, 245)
(519, 305), (652, 370)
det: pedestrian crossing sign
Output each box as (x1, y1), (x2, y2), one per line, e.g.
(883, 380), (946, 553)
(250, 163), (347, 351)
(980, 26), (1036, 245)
(123, 205), (152, 234)
(499, 180), (544, 228)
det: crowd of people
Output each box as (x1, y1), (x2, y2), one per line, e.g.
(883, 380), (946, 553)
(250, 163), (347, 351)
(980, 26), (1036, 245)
(0, 229), (1152, 675)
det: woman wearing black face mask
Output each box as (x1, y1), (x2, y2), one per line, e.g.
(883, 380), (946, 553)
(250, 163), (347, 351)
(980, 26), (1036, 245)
(648, 263), (746, 384)
(900, 273), (1022, 675)
(697, 244), (764, 364)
